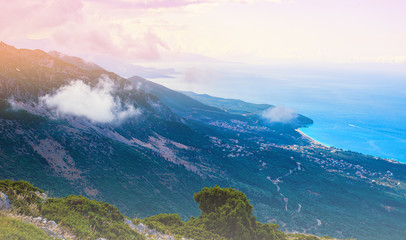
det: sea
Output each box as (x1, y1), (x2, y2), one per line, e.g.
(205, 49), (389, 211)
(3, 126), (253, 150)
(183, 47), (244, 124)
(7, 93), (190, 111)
(149, 63), (406, 163)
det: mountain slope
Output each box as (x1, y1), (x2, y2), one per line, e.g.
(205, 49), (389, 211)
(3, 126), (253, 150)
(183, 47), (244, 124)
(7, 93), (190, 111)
(128, 76), (230, 121)
(0, 42), (212, 217)
(48, 50), (105, 71)
(182, 90), (273, 115)
(0, 44), (405, 240)
(1, 180), (353, 240)
(181, 90), (313, 127)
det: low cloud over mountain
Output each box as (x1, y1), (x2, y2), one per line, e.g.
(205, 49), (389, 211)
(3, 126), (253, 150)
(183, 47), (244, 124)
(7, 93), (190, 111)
(41, 75), (140, 123)
(262, 106), (298, 123)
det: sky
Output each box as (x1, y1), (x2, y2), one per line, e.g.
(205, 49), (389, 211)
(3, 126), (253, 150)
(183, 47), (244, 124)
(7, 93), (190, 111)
(1, 0), (406, 68)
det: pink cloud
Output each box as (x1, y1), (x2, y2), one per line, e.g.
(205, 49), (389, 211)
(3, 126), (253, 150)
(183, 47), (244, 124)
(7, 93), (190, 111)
(0, 0), (83, 39)
(86, 0), (208, 9)
(0, 0), (170, 61)
(53, 28), (120, 56)
(85, 0), (281, 9)
(52, 24), (168, 61)
(126, 31), (169, 60)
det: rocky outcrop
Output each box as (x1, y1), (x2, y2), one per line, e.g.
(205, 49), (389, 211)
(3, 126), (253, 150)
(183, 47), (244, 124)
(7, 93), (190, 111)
(0, 192), (71, 240)
(0, 192), (11, 211)
(125, 218), (178, 240)
(34, 190), (48, 201)
(26, 216), (67, 239)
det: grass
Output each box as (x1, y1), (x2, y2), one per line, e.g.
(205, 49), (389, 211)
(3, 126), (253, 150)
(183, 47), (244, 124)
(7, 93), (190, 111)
(139, 213), (226, 240)
(0, 213), (54, 240)
(0, 179), (44, 216)
(0, 180), (145, 240)
(0, 179), (354, 240)
(41, 195), (144, 240)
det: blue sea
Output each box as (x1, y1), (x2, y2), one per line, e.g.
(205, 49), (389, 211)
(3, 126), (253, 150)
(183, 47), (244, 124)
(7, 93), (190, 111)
(151, 64), (406, 163)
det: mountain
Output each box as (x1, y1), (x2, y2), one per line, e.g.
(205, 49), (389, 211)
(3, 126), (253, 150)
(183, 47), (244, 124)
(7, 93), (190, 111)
(0, 41), (206, 218)
(0, 43), (406, 240)
(182, 90), (274, 115)
(48, 51), (105, 71)
(128, 76), (227, 121)
(181, 90), (313, 126)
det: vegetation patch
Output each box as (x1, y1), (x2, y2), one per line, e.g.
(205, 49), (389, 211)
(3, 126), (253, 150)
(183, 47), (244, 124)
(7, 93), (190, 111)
(0, 213), (54, 240)
(0, 179), (44, 216)
(141, 186), (286, 240)
(0, 180), (352, 240)
(0, 180), (144, 240)
(41, 195), (144, 240)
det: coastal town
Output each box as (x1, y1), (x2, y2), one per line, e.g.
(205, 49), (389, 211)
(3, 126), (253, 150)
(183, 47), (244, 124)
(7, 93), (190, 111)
(208, 119), (399, 189)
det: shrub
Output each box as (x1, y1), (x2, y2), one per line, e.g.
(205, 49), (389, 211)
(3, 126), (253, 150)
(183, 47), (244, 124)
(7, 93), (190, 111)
(291, 234), (320, 240)
(41, 195), (144, 240)
(255, 222), (286, 240)
(193, 186), (257, 240)
(0, 180), (44, 216)
(142, 214), (226, 240)
(192, 186), (286, 240)
(144, 213), (184, 228)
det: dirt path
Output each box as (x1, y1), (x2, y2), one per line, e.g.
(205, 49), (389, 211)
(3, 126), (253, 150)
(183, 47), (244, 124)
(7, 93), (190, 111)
(266, 161), (302, 211)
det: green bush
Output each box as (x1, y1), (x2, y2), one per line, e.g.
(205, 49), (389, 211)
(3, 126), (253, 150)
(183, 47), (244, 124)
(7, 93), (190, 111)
(193, 186), (257, 240)
(192, 186), (287, 240)
(141, 186), (286, 240)
(142, 214), (225, 240)
(171, 224), (226, 240)
(0, 180), (144, 239)
(0, 180), (43, 216)
(255, 222), (287, 240)
(145, 213), (184, 228)
(0, 180), (342, 240)
(41, 195), (144, 240)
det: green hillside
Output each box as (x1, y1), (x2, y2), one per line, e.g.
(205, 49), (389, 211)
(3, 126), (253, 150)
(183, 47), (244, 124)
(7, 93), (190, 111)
(0, 180), (353, 240)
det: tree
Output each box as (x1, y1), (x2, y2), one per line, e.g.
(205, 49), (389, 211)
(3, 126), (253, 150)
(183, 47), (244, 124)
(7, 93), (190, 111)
(193, 186), (286, 240)
(193, 186), (256, 240)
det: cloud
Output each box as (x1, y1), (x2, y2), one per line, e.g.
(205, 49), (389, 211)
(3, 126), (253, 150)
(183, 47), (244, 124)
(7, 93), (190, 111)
(1, 0), (283, 64)
(131, 31), (169, 60)
(86, 0), (281, 9)
(350, 55), (406, 64)
(1, 0), (169, 61)
(183, 67), (217, 83)
(7, 97), (19, 111)
(86, 0), (208, 9)
(52, 24), (168, 61)
(41, 75), (140, 123)
(262, 106), (297, 123)
(0, 0), (83, 39)
(222, 0), (281, 3)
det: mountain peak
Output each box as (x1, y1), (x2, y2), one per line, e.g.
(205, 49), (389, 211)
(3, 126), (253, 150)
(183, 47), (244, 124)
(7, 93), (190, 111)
(0, 41), (17, 50)
(48, 51), (105, 71)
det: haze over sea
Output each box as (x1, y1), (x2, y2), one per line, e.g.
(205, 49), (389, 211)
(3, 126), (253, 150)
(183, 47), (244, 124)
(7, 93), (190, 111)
(150, 64), (406, 163)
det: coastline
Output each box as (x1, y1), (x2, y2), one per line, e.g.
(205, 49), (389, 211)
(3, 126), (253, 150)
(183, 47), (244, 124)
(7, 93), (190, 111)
(295, 128), (329, 148)
(296, 128), (405, 165)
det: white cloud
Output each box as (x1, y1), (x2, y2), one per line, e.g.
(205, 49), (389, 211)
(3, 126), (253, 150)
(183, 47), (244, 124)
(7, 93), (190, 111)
(116, 105), (140, 121)
(262, 106), (297, 123)
(226, 0), (282, 3)
(41, 75), (140, 123)
(7, 97), (19, 110)
(350, 55), (406, 64)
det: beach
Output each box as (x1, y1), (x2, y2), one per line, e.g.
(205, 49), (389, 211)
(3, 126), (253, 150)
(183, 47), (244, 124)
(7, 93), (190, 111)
(295, 129), (329, 148)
